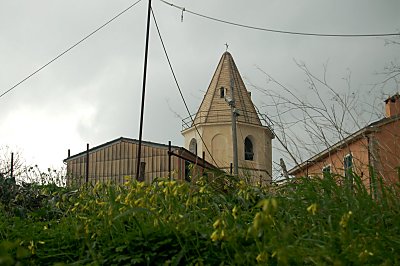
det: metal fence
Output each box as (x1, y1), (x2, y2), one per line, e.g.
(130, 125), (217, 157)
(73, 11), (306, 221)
(182, 109), (273, 131)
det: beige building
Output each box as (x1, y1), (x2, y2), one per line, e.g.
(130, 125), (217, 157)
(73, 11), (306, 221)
(181, 52), (274, 184)
(64, 137), (215, 186)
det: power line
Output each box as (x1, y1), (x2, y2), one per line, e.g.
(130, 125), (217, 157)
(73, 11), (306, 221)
(0, 0), (143, 100)
(160, 0), (400, 38)
(150, 7), (220, 168)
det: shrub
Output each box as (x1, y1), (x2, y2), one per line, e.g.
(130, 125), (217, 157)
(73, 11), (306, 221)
(0, 173), (399, 264)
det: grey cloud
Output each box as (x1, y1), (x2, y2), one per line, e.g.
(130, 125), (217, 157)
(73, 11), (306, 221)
(0, 0), (399, 170)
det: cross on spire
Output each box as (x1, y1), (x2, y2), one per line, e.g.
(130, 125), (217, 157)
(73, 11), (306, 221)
(224, 43), (229, 51)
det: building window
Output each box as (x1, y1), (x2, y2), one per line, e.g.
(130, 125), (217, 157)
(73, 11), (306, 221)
(322, 165), (331, 177)
(244, 137), (254, 161)
(344, 154), (353, 178)
(189, 138), (197, 155)
(220, 87), (225, 98)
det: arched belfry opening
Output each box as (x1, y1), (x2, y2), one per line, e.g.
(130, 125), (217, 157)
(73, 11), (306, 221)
(189, 138), (197, 155)
(244, 137), (254, 161)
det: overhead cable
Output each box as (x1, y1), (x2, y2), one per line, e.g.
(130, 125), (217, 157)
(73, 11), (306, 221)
(0, 0), (142, 100)
(151, 7), (220, 168)
(160, 0), (400, 38)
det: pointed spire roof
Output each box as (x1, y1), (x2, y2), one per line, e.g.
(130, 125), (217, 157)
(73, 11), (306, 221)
(193, 52), (261, 126)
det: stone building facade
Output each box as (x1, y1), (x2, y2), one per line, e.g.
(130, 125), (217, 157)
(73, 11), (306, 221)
(181, 52), (274, 184)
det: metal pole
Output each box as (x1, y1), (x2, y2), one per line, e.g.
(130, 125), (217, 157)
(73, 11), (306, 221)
(306, 160), (309, 177)
(139, 162), (146, 182)
(66, 149), (71, 187)
(168, 141), (171, 180)
(10, 152), (14, 181)
(136, 0), (152, 180)
(230, 78), (239, 176)
(86, 143), (89, 184)
(202, 151), (205, 176)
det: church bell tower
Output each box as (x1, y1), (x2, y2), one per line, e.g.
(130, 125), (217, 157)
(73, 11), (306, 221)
(181, 52), (274, 184)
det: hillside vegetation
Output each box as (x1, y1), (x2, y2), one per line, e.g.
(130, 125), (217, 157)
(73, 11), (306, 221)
(0, 172), (399, 265)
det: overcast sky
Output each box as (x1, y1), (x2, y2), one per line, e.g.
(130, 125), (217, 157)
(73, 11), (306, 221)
(1, 0), (399, 173)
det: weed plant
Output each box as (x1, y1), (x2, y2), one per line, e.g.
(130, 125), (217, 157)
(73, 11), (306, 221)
(0, 171), (399, 265)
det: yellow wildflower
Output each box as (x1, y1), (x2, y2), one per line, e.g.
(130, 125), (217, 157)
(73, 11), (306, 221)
(256, 198), (278, 213)
(232, 206), (238, 220)
(210, 230), (219, 242)
(28, 240), (35, 254)
(307, 203), (317, 215)
(134, 198), (142, 206)
(359, 249), (374, 260)
(253, 212), (262, 230)
(339, 211), (353, 228)
(95, 199), (106, 206)
(85, 224), (89, 234)
(154, 219), (159, 227)
(213, 219), (221, 229)
(256, 252), (267, 263)
(220, 229), (225, 240)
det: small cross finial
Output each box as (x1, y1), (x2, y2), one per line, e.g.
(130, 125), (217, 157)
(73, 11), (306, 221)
(224, 43), (229, 51)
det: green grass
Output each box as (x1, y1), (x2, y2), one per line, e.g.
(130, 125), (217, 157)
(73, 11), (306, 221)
(1, 172), (400, 265)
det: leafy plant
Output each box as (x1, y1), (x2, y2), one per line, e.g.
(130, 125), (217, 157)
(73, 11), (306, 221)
(0, 172), (399, 265)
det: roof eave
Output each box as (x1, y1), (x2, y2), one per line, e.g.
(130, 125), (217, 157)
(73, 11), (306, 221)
(288, 126), (377, 175)
(63, 137), (181, 162)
